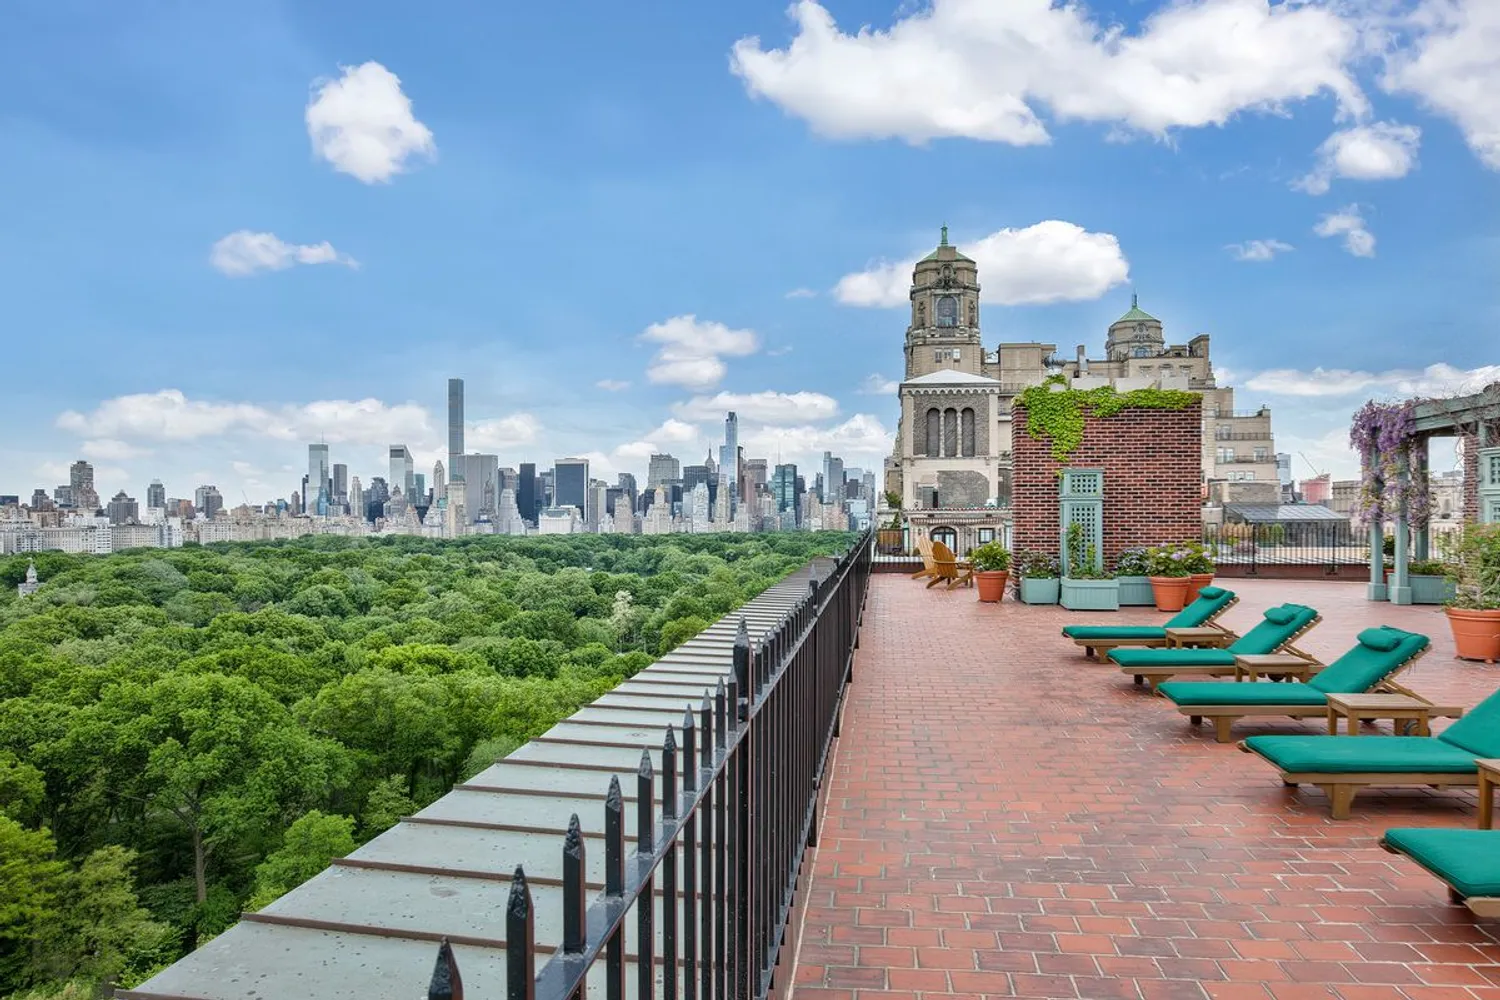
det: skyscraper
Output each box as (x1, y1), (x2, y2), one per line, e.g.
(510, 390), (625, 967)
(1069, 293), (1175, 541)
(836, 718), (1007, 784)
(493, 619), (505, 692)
(553, 458), (589, 512)
(308, 444), (331, 506)
(146, 480), (166, 510)
(718, 411), (739, 498)
(447, 378), (464, 477)
(648, 453), (680, 487)
(772, 463), (798, 520)
(822, 452), (845, 503)
(389, 445), (415, 498)
(332, 464), (348, 504)
(69, 460), (99, 511)
(518, 463), (537, 525)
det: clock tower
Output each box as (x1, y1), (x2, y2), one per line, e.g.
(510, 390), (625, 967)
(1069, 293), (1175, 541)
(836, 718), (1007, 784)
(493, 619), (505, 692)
(903, 226), (983, 380)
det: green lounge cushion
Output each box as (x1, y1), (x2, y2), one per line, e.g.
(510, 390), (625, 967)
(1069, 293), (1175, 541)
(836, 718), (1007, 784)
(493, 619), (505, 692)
(1243, 735), (1479, 774)
(1158, 680), (1329, 707)
(1165, 587), (1237, 628)
(1109, 647), (1238, 668)
(1431, 688), (1500, 759)
(1307, 627), (1429, 695)
(1228, 604), (1320, 655)
(1356, 627), (1403, 652)
(1383, 829), (1500, 898)
(1062, 625), (1167, 640)
(1264, 606), (1297, 625)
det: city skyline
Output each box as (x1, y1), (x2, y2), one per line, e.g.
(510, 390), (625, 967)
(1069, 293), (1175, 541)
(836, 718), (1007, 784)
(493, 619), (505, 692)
(2, 2), (1498, 500)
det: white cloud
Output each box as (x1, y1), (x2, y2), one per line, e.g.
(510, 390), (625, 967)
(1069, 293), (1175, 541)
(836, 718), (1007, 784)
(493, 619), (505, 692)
(835, 221), (1128, 308)
(859, 374), (899, 395)
(650, 419), (701, 445)
(612, 440), (661, 462)
(639, 315), (760, 390)
(730, 0), (1366, 146)
(80, 438), (152, 461)
(767, 346), (794, 357)
(1246, 362), (1500, 398)
(1226, 239), (1294, 262)
(1383, 0), (1500, 170)
(468, 414), (541, 450)
(1313, 205), (1376, 257)
(1294, 122), (1422, 194)
(210, 230), (359, 277)
(596, 379), (631, 391)
(305, 61), (435, 183)
(785, 288), (818, 299)
(673, 391), (840, 425)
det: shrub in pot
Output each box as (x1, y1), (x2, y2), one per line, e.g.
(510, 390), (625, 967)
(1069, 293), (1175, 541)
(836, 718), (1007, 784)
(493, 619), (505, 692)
(1147, 544), (1193, 612)
(1407, 558), (1457, 606)
(1013, 549), (1060, 605)
(1445, 524), (1500, 663)
(1181, 540), (1216, 600)
(1061, 524), (1119, 612)
(1114, 547), (1154, 606)
(968, 542), (1012, 603)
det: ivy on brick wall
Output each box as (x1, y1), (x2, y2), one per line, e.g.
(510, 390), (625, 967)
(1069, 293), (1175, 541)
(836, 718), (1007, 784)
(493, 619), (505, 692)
(1016, 375), (1200, 462)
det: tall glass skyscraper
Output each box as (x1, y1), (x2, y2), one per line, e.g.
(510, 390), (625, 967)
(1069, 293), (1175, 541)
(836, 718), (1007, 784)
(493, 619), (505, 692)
(389, 445), (415, 498)
(447, 378), (464, 481)
(518, 463), (537, 524)
(308, 444), (331, 506)
(553, 458), (588, 512)
(718, 411), (739, 497)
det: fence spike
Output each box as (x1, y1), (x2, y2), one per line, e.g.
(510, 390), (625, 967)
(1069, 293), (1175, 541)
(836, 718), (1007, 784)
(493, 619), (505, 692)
(681, 705), (697, 793)
(428, 937), (464, 1000)
(562, 815), (587, 954)
(662, 725), (678, 819)
(637, 748), (655, 853)
(506, 867), (535, 1000)
(605, 776), (625, 896)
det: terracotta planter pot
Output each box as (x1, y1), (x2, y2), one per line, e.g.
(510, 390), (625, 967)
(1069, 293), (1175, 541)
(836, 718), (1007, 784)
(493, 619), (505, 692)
(1446, 607), (1500, 664)
(1149, 576), (1192, 613)
(975, 570), (1008, 603)
(1188, 573), (1214, 601)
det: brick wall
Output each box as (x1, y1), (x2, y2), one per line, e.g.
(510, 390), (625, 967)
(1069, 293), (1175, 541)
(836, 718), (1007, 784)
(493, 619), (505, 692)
(1461, 432), (1479, 521)
(1013, 399), (1204, 562)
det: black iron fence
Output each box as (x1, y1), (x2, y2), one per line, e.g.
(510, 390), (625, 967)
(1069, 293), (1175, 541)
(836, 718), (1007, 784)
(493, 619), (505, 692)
(429, 530), (873, 1000)
(1202, 521), (1369, 571)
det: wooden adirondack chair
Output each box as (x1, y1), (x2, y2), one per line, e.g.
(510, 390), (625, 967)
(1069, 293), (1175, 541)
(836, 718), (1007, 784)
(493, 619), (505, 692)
(910, 537), (937, 581)
(927, 541), (974, 590)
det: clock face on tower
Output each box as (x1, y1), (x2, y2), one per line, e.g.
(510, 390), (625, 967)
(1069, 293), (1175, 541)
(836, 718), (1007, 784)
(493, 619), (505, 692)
(936, 295), (958, 327)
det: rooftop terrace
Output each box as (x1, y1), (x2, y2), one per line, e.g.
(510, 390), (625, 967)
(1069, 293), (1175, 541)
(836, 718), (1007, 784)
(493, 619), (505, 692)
(121, 557), (1500, 1000)
(798, 575), (1500, 1000)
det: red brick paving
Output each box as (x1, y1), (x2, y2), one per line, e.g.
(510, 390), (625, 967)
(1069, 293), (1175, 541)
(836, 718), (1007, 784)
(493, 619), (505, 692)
(793, 578), (1500, 1000)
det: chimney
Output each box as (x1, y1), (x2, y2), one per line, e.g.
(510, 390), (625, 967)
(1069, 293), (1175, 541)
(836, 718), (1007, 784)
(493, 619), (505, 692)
(1076, 345), (1089, 375)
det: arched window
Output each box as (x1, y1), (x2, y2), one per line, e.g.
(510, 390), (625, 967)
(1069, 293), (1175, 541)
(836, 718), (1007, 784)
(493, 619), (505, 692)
(936, 295), (958, 327)
(924, 408), (941, 457)
(942, 408), (959, 457)
(960, 408), (976, 457)
(931, 526), (957, 552)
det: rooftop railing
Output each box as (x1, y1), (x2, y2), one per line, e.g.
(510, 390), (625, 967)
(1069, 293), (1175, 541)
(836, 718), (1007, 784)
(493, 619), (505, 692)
(428, 530), (873, 1000)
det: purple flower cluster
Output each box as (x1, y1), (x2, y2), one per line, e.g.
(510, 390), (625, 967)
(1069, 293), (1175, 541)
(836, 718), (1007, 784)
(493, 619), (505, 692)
(1349, 400), (1430, 529)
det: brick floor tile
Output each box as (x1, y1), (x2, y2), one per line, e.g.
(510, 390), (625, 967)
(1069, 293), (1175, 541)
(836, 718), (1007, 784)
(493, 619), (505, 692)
(791, 578), (1500, 1000)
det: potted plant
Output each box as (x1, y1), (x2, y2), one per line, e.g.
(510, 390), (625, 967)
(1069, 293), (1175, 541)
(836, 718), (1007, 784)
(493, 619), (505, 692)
(1147, 544), (1193, 612)
(1445, 523), (1500, 664)
(968, 542), (1012, 603)
(1408, 558), (1457, 606)
(1114, 547), (1154, 606)
(1182, 540), (1216, 600)
(1013, 549), (1060, 605)
(1060, 523), (1119, 612)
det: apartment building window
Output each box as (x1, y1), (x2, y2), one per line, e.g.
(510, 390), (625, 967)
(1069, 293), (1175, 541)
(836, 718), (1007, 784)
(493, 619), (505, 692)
(1216, 425), (1232, 440)
(933, 348), (961, 363)
(1254, 447), (1268, 461)
(1217, 447), (1235, 464)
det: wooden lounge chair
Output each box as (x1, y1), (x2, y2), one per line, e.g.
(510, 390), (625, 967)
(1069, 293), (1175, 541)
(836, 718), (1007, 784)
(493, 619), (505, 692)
(1239, 687), (1500, 819)
(926, 541), (973, 590)
(1108, 604), (1322, 688)
(910, 538), (937, 582)
(1157, 626), (1430, 743)
(1381, 830), (1500, 917)
(1062, 587), (1239, 659)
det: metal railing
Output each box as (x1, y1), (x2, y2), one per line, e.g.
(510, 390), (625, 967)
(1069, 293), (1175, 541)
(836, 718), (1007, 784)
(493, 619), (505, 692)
(1203, 522), (1368, 571)
(428, 530), (873, 1000)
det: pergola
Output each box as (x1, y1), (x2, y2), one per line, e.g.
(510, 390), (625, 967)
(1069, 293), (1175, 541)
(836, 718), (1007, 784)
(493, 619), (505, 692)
(1368, 382), (1500, 604)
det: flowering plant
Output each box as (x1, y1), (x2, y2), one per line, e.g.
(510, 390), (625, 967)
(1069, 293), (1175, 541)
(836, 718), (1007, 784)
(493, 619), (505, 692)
(1448, 523), (1500, 611)
(1114, 547), (1152, 576)
(968, 542), (1012, 572)
(1178, 541), (1215, 574)
(1147, 544), (1193, 578)
(1349, 400), (1431, 528)
(1012, 549), (1060, 579)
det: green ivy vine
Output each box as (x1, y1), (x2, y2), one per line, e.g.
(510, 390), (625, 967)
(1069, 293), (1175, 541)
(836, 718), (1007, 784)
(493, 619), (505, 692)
(1016, 375), (1199, 462)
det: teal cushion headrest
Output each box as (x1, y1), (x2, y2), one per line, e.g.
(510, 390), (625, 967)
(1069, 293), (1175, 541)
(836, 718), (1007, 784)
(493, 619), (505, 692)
(1357, 627), (1403, 652)
(1263, 606), (1296, 625)
(1198, 586), (1226, 600)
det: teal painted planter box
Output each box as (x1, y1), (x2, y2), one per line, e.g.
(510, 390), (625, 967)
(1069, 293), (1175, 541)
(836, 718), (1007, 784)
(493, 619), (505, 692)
(1061, 578), (1121, 612)
(1410, 574), (1456, 605)
(1117, 575), (1154, 606)
(1020, 578), (1060, 605)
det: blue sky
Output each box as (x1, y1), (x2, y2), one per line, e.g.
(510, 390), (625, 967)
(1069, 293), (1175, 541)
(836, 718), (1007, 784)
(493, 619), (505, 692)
(1, 0), (1496, 503)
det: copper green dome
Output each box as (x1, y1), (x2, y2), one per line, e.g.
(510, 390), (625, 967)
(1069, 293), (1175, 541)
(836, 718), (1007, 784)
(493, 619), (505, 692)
(919, 224), (974, 263)
(1114, 293), (1158, 324)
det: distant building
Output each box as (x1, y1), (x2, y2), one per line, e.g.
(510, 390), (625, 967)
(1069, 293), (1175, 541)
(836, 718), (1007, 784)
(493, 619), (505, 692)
(1302, 475), (1332, 505)
(17, 560), (39, 597)
(146, 480), (166, 510)
(537, 506), (580, 534)
(194, 485), (224, 519)
(107, 491), (139, 526)
(518, 463), (537, 525)
(553, 458), (588, 512)
(648, 453), (680, 488)
(389, 445), (415, 500)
